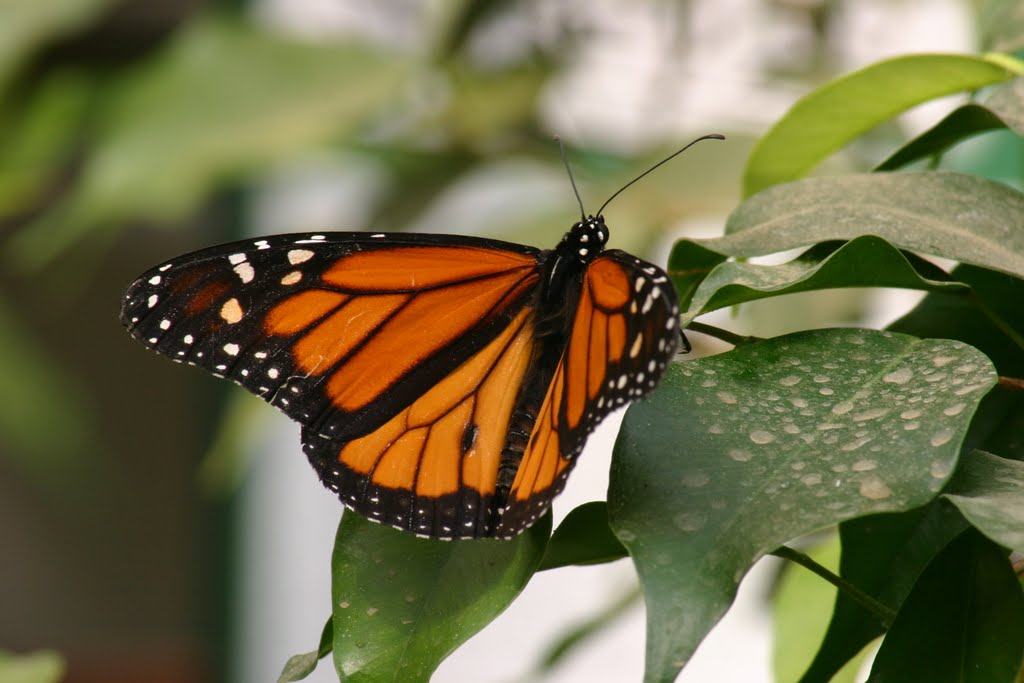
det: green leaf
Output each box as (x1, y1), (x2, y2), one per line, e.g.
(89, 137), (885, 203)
(330, 511), (550, 682)
(889, 264), (1024, 375)
(673, 235), (967, 325)
(798, 504), (969, 683)
(876, 77), (1024, 171)
(742, 53), (1023, 196)
(715, 172), (1024, 280)
(608, 329), (997, 683)
(537, 501), (627, 571)
(665, 240), (727, 315)
(278, 617), (333, 682)
(944, 450), (1024, 554)
(866, 530), (1024, 683)
(8, 15), (410, 270)
(0, 650), (65, 683)
(874, 105), (1006, 171)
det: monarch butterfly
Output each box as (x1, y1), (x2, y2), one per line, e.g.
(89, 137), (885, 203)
(120, 135), (722, 539)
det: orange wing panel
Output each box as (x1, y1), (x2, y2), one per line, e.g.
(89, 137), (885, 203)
(293, 294), (408, 376)
(417, 400), (474, 497)
(587, 310), (608, 399)
(339, 411), (407, 474)
(586, 257), (631, 309)
(327, 270), (534, 411)
(324, 246), (537, 290)
(329, 308), (536, 501)
(266, 290), (349, 335)
(462, 314), (535, 493)
(566, 292), (594, 427)
(372, 429), (428, 489)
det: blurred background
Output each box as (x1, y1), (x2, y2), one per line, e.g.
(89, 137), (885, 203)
(0, 1), (1012, 681)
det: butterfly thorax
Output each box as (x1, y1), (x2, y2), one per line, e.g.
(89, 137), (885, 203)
(535, 215), (609, 336)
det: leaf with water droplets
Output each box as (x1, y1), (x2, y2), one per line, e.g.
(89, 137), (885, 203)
(330, 511), (549, 682)
(608, 328), (997, 683)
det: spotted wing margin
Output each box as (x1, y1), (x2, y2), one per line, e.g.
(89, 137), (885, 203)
(121, 232), (542, 441)
(496, 250), (681, 537)
(302, 307), (538, 538)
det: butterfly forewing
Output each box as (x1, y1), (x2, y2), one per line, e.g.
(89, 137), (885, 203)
(497, 250), (679, 537)
(121, 232), (541, 443)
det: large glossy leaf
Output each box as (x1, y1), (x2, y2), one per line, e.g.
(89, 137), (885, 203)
(742, 53), (1023, 196)
(8, 15), (410, 270)
(876, 77), (1024, 171)
(671, 235), (967, 324)
(944, 450), (1024, 554)
(330, 511), (549, 682)
(608, 329), (997, 683)
(714, 172), (1024, 280)
(865, 530), (1024, 683)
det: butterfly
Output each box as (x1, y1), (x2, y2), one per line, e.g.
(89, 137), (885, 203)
(120, 137), (719, 539)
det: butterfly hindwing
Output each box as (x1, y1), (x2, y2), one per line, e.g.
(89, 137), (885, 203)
(302, 308), (538, 538)
(497, 250), (680, 537)
(121, 232), (542, 443)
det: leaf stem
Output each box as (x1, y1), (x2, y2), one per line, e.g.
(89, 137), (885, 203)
(770, 545), (898, 627)
(685, 321), (761, 347)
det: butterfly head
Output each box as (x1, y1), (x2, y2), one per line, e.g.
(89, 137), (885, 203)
(563, 215), (609, 264)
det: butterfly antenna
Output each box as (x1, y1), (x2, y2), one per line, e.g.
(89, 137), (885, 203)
(557, 136), (587, 222)
(596, 134), (725, 216)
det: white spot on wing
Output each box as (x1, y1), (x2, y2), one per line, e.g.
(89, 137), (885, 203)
(233, 262), (255, 283)
(288, 249), (315, 265)
(220, 298), (243, 324)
